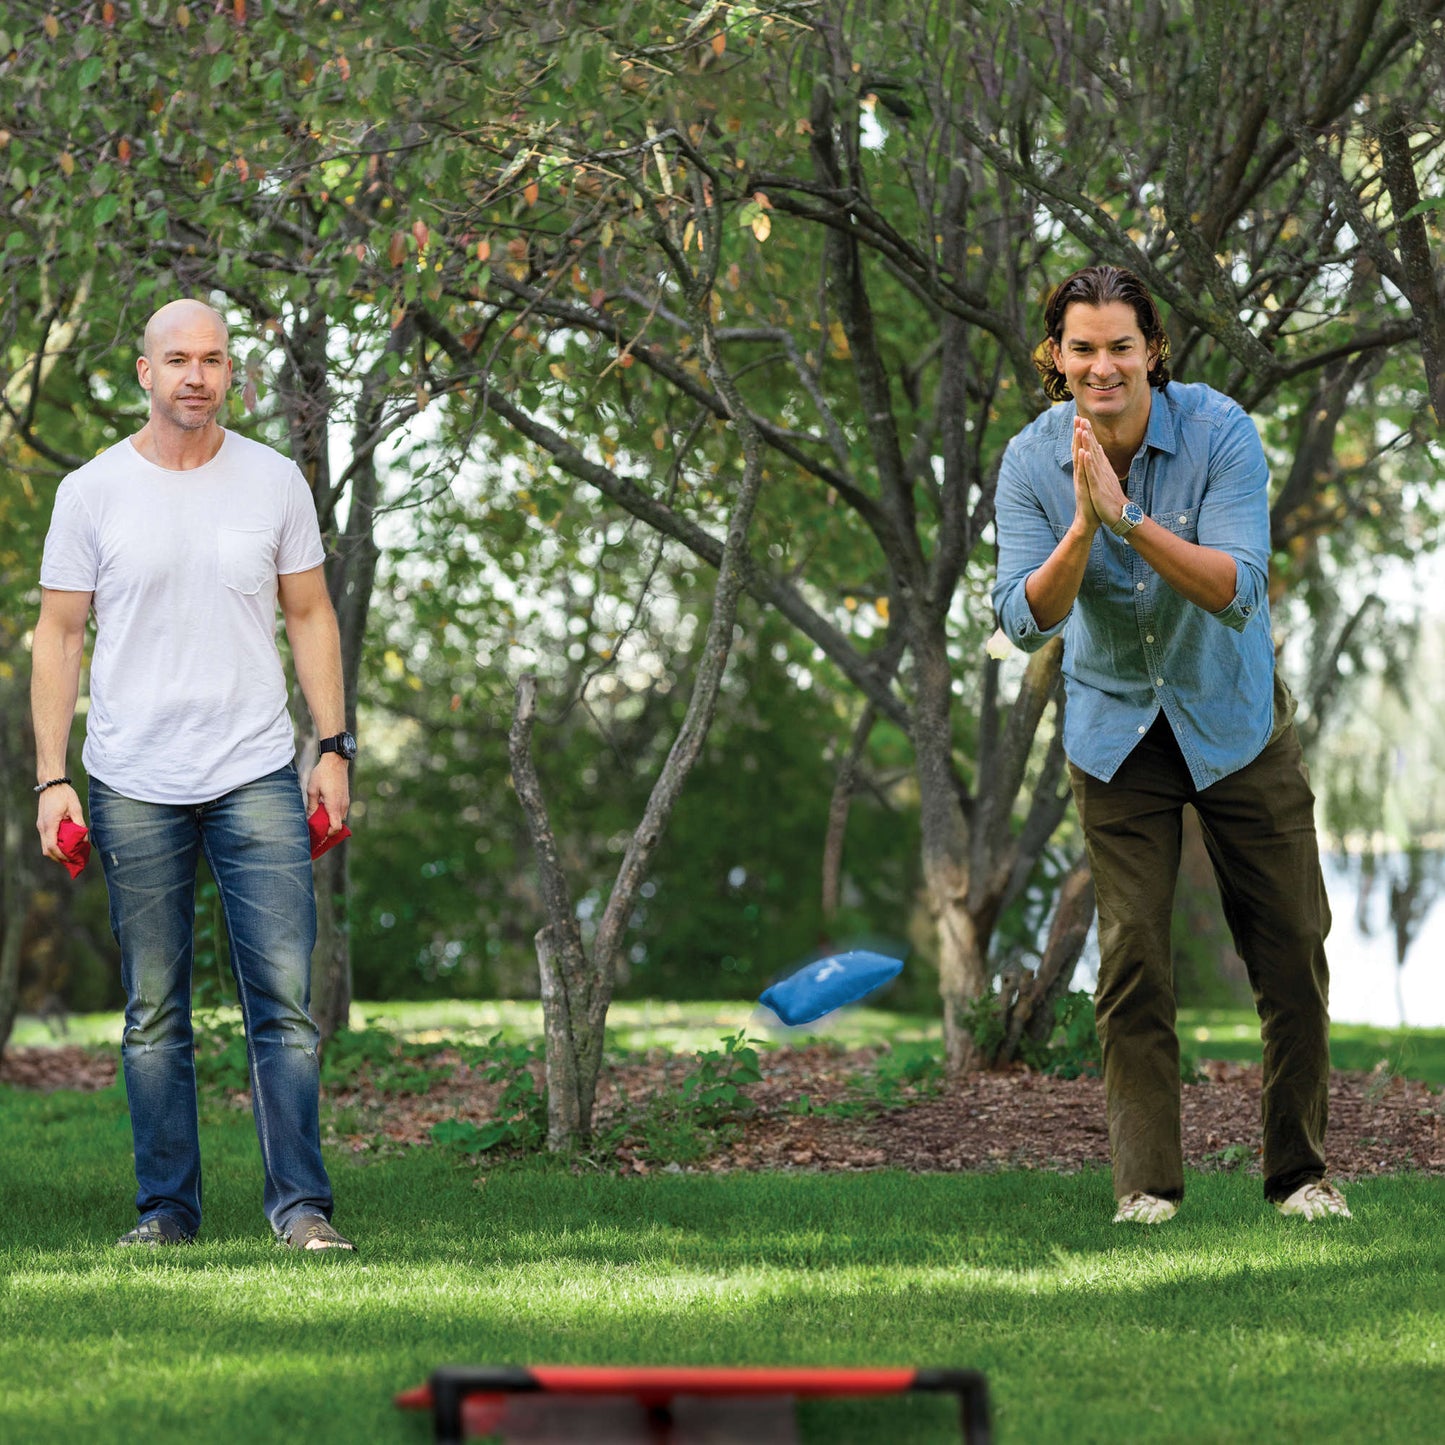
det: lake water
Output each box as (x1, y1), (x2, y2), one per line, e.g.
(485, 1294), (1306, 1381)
(1318, 855), (1445, 1029)
(1073, 854), (1445, 1030)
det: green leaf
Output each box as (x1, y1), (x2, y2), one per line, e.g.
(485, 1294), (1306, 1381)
(209, 52), (236, 87)
(92, 193), (120, 225)
(77, 56), (104, 89)
(1398, 194), (1445, 224)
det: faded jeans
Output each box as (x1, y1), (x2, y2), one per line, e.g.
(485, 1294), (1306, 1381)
(89, 764), (333, 1238)
(1069, 707), (1332, 1204)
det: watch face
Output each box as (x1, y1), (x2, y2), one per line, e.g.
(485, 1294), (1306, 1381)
(1124, 502), (1145, 526)
(323, 731), (357, 760)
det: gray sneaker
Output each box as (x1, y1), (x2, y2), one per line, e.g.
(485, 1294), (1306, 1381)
(116, 1216), (194, 1247)
(1113, 1191), (1178, 1224)
(1276, 1181), (1351, 1220)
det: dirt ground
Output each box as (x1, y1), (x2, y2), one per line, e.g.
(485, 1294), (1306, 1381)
(5, 1042), (1441, 1181)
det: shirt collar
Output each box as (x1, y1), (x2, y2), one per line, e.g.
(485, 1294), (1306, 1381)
(1143, 385), (1178, 456)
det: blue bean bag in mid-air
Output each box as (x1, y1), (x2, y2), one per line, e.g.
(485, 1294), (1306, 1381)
(758, 949), (905, 1027)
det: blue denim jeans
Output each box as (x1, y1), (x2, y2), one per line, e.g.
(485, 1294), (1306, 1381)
(89, 764), (333, 1238)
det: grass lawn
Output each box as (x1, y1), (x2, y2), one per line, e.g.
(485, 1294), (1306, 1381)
(1176, 1010), (1445, 1088)
(2, 1070), (1442, 1444)
(15, 999), (1445, 1086)
(6, 998), (933, 1055)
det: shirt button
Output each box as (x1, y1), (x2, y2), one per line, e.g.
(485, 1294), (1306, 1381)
(1137, 725), (1147, 734)
(1145, 634), (1155, 643)
(1241, 605), (1252, 616)
(1178, 514), (1188, 525)
(1155, 677), (1164, 687)
(1136, 582), (1145, 592)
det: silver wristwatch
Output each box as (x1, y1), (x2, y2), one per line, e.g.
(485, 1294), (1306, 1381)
(1110, 500), (1145, 538)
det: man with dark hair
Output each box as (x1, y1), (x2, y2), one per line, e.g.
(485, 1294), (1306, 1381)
(32, 299), (357, 1251)
(992, 265), (1348, 1225)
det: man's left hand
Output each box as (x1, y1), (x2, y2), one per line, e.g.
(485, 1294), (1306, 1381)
(1076, 418), (1128, 529)
(306, 753), (350, 835)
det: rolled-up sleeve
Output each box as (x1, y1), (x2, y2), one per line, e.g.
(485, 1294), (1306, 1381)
(992, 437), (1069, 652)
(1197, 404), (1270, 633)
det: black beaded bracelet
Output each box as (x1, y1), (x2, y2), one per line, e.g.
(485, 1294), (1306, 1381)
(34, 776), (73, 795)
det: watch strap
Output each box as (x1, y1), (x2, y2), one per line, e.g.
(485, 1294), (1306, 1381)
(318, 732), (356, 760)
(1110, 502), (1143, 537)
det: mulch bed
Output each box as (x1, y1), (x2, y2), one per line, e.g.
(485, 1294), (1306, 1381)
(5, 1044), (1441, 1179)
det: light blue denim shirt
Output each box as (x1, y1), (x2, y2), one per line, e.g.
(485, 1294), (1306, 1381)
(992, 381), (1273, 789)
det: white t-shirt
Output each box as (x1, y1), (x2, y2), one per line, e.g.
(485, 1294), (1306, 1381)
(40, 431), (326, 804)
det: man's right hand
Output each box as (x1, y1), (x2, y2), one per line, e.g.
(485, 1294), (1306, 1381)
(37, 783), (85, 863)
(1072, 420), (1101, 535)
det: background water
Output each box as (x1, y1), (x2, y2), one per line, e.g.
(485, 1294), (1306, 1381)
(1319, 854), (1445, 1029)
(1069, 853), (1445, 1030)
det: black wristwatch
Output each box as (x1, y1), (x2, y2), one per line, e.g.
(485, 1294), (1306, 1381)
(319, 731), (357, 762)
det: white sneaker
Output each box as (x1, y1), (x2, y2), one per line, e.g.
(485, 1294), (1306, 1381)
(1276, 1180), (1351, 1220)
(1113, 1191), (1178, 1224)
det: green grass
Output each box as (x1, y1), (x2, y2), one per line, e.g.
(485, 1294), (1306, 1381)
(17, 1001), (1445, 1087)
(2, 1078), (1442, 1444)
(1178, 1011), (1445, 1088)
(7, 999), (940, 1055)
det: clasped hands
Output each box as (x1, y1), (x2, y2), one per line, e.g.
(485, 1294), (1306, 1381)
(1071, 416), (1129, 535)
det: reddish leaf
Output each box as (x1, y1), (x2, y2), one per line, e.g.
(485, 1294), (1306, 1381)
(389, 231), (407, 266)
(411, 218), (429, 250)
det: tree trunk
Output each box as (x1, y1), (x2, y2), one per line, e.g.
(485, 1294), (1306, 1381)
(0, 682), (33, 1056)
(307, 364), (387, 1042)
(937, 896), (989, 1074)
(506, 179), (769, 1147)
(909, 618), (985, 1072)
(1377, 116), (1445, 431)
(309, 845), (351, 1039)
(535, 920), (590, 1149)
(821, 704), (875, 920)
(287, 314), (392, 1042)
(508, 676), (601, 1149)
(0, 795), (25, 1060)
(1001, 855), (1096, 1062)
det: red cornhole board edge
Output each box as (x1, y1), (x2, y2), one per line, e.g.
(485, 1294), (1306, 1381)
(397, 1364), (992, 1443)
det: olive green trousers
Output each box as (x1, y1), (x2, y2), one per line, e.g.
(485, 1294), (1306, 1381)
(1069, 708), (1332, 1203)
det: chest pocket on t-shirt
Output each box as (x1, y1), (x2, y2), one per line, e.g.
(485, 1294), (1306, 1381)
(217, 527), (275, 596)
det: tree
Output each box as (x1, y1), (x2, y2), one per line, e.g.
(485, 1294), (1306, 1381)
(383, 0), (1445, 1067)
(505, 166), (769, 1144)
(5, 0), (1445, 1080)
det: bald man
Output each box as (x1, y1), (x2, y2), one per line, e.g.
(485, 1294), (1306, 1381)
(32, 299), (357, 1251)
